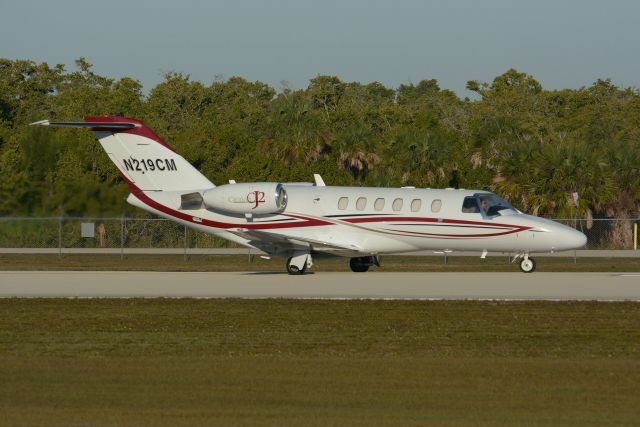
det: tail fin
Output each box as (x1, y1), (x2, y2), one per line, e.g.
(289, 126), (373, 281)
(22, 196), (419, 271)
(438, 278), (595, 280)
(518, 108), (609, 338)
(31, 116), (214, 192)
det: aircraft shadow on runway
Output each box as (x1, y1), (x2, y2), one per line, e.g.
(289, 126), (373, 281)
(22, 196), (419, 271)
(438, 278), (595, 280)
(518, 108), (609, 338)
(241, 271), (316, 276)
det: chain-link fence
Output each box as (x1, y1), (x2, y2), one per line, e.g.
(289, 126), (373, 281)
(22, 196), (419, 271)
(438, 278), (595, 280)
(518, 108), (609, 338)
(554, 218), (638, 249)
(0, 217), (239, 251)
(0, 216), (638, 251)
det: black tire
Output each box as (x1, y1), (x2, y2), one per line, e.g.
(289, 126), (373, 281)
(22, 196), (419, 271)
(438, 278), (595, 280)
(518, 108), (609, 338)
(349, 257), (370, 273)
(286, 257), (306, 275)
(519, 257), (536, 273)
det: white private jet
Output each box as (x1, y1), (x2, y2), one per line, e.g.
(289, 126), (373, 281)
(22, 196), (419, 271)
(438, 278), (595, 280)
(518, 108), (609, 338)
(32, 116), (587, 274)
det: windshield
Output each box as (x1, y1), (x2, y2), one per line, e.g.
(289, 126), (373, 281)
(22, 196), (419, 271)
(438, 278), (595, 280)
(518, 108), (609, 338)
(462, 193), (516, 217)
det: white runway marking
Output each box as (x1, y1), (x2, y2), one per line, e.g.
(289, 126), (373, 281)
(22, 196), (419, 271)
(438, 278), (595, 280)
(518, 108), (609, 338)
(0, 271), (639, 300)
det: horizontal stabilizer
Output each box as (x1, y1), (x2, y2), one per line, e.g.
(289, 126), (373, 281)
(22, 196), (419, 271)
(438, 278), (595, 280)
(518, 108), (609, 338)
(30, 120), (137, 129)
(30, 116), (215, 192)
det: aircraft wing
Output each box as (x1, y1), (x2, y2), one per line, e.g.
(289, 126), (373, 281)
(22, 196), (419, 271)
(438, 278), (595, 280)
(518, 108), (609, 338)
(227, 228), (362, 255)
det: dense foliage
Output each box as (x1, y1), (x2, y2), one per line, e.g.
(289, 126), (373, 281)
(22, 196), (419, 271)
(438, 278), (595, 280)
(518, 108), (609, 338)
(1, 57), (638, 219)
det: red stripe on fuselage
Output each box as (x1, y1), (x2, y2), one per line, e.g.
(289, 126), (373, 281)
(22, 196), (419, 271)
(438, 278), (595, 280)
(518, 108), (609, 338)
(383, 227), (529, 238)
(342, 215), (529, 232)
(117, 171), (332, 230)
(116, 170), (529, 235)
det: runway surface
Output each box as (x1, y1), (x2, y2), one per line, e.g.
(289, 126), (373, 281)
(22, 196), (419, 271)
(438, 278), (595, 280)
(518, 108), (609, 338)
(1, 271), (639, 300)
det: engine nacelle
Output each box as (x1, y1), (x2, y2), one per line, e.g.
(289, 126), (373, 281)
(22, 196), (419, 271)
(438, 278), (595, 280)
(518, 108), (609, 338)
(202, 183), (287, 215)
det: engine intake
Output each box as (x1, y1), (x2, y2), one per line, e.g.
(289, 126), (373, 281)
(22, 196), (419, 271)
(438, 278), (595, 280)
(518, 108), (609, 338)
(201, 183), (287, 215)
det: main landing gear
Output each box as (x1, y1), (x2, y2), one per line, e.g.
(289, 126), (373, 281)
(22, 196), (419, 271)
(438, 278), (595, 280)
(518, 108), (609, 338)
(349, 256), (380, 273)
(286, 254), (380, 274)
(286, 253), (312, 275)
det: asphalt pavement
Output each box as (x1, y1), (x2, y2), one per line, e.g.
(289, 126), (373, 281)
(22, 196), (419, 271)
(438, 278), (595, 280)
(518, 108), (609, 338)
(1, 271), (638, 300)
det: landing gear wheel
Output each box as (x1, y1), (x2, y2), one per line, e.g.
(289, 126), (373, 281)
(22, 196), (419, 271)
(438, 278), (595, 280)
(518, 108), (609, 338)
(519, 257), (536, 273)
(286, 257), (306, 275)
(349, 257), (370, 273)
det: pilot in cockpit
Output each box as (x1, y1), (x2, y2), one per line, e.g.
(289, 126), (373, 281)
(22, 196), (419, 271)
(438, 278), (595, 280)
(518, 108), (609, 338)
(463, 193), (518, 217)
(479, 196), (489, 214)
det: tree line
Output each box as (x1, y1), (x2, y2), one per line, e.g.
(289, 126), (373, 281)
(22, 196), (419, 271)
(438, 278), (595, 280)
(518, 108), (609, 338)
(1, 57), (638, 221)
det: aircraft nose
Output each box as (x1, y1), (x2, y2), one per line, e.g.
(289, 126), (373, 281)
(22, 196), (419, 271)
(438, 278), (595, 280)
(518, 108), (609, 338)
(557, 226), (587, 250)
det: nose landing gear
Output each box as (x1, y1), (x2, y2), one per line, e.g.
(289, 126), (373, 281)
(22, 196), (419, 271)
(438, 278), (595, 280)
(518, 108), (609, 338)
(511, 252), (537, 273)
(519, 255), (536, 273)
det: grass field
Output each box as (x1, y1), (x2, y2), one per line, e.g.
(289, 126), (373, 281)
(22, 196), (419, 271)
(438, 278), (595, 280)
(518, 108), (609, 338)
(1, 299), (639, 426)
(1, 253), (640, 272)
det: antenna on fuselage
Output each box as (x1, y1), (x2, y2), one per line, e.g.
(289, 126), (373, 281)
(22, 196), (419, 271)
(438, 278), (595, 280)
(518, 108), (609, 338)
(313, 174), (326, 187)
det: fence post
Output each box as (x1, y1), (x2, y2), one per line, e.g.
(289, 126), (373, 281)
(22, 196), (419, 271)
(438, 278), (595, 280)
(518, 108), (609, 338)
(184, 225), (187, 261)
(120, 215), (124, 260)
(634, 223), (637, 250)
(58, 216), (62, 258)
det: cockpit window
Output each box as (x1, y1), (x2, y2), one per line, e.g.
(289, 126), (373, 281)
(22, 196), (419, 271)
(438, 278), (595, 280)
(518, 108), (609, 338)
(461, 196), (480, 213)
(462, 194), (515, 216)
(476, 193), (516, 217)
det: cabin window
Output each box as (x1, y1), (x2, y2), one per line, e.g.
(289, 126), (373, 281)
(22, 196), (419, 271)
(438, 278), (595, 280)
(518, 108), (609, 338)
(374, 198), (385, 211)
(461, 196), (480, 213)
(431, 199), (442, 213)
(410, 199), (422, 212)
(356, 197), (367, 211)
(392, 198), (403, 212)
(338, 197), (349, 210)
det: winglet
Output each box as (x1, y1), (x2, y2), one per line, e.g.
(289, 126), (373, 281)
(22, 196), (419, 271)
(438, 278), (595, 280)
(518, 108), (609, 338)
(313, 174), (326, 187)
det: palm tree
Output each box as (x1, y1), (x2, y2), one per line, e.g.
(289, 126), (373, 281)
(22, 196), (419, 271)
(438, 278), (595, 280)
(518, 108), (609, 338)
(493, 139), (615, 218)
(267, 92), (327, 165)
(328, 121), (380, 179)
